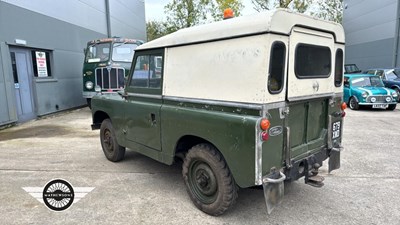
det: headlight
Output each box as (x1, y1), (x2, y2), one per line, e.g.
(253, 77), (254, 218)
(361, 92), (368, 98)
(85, 81), (94, 90)
(392, 92), (398, 98)
(386, 97), (392, 102)
(370, 97), (376, 103)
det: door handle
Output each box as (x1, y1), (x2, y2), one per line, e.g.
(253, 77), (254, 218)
(150, 113), (156, 126)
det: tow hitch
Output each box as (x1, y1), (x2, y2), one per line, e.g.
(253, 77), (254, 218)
(304, 161), (325, 188)
(262, 170), (286, 214)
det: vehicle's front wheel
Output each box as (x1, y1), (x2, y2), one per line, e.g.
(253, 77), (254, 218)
(100, 119), (125, 162)
(182, 144), (238, 216)
(394, 88), (400, 102)
(349, 97), (359, 110)
(387, 104), (397, 111)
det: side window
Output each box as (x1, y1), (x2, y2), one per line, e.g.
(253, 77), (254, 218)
(366, 70), (375, 75)
(376, 70), (384, 78)
(130, 54), (163, 89)
(295, 44), (331, 78)
(335, 49), (343, 87)
(268, 42), (286, 93)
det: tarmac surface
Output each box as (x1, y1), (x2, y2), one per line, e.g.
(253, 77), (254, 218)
(0, 106), (399, 225)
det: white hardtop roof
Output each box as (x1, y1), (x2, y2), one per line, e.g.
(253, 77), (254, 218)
(138, 9), (345, 50)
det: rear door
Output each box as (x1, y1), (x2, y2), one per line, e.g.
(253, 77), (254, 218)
(286, 27), (335, 159)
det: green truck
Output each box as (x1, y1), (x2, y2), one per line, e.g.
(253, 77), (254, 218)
(82, 38), (143, 107)
(91, 9), (346, 216)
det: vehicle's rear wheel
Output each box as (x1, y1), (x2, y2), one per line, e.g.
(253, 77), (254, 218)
(182, 144), (238, 216)
(349, 97), (359, 110)
(100, 119), (125, 162)
(387, 104), (397, 111)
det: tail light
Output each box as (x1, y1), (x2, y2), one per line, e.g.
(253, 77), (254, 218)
(261, 131), (269, 141)
(341, 102), (346, 117)
(260, 118), (270, 142)
(341, 102), (347, 110)
(260, 118), (270, 130)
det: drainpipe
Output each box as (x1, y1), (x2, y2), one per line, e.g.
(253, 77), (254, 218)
(105, 0), (111, 38)
(393, 1), (400, 67)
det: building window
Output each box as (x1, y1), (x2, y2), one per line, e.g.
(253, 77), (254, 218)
(31, 50), (52, 77)
(268, 42), (286, 94)
(335, 49), (343, 87)
(295, 44), (331, 78)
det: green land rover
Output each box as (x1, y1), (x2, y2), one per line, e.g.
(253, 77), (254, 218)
(91, 9), (346, 216)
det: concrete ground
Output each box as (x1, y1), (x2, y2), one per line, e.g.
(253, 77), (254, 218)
(0, 106), (399, 225)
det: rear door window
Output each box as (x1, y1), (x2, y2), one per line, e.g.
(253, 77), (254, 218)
(295, 44), (331, 78)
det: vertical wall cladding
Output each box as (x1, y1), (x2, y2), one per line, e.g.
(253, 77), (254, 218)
(109, 0), (147, 40)
(2, 0), (108, 35)
(0, 42), (17, 125)
(343, 0), (398, 70)
(0, 0), (146, 119)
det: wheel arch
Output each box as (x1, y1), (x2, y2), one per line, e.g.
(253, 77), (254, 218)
(390, 85), (400, 90)
(349, 95), (359, 103)
(174, 135), (216, 159)
(92, 110), (110, 129)
(173, 134), (244, 186)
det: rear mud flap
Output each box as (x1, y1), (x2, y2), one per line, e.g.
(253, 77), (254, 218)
(262, 171), (286, 214)
(329, 147), (342, 173)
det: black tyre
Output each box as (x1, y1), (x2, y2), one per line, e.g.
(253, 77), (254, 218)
(182, 144), (238, 216)
(349, 97), (359, 110)
(387, 104), (397, 111)
(100, 119), (125, 162)
(394, 88), (400, 102)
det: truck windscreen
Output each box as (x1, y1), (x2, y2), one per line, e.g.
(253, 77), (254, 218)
(112, 43), (138, 62)
(85, 42), (111, 63)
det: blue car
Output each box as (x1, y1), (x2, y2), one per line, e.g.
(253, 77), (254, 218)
(343, 74), (398, 110)
(364, 68), (400, 99)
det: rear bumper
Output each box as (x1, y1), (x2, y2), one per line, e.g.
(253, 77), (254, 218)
(284, 146), (342, 181)
(261, 146), (342, 214)
(358, 102), (397, 105)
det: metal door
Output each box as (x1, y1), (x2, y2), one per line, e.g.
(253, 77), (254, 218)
(285, 27), (335, 159)
(10, 49), (36, 122)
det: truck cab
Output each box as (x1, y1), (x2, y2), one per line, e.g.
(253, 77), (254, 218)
(82, 38), (143, 107)
(91, 9), (346, 216)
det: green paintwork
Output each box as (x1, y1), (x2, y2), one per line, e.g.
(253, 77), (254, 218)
(92, 92), (343, 188)
(261, 108), (285, 176)
(160, 103), (259, 187)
